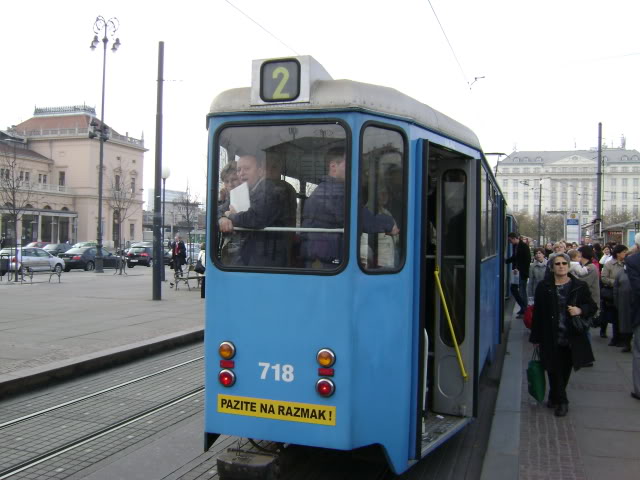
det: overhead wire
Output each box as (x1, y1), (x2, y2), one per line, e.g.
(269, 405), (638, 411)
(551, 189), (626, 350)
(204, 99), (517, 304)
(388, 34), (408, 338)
(426, 0), (469, 86)
(224, 0), (300, 55)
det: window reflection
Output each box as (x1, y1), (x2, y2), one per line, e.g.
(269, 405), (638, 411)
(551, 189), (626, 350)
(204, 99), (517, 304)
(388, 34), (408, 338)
(359, 126), (405, 272)
(215, 124), (347, 270)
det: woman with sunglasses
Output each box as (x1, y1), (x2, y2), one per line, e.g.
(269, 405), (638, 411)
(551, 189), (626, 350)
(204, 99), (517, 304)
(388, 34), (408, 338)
(530, 253), (597, 417)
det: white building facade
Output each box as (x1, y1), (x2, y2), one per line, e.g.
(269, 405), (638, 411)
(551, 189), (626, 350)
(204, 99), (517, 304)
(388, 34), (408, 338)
(496, 148), (640, 221)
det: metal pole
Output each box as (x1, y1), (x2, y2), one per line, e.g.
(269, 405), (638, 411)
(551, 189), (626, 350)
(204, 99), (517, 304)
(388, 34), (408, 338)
(537, 178), (543, 246)
(95, 31), (108, 274)
(596, 122), (603, 234)
(161, 177), (166, 281)
(152, 41), (164, 300)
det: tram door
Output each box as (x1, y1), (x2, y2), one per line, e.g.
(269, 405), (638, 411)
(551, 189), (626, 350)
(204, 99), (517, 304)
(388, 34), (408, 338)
(421, 142), (476, 418)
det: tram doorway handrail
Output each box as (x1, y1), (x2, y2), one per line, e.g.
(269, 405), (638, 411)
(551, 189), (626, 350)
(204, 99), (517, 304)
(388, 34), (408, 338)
(434, 265), (469, 381)
(232, 227), (344, 233)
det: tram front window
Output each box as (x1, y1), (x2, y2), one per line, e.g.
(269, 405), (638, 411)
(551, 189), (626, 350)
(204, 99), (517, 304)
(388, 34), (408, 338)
(214, 123), (348, 271)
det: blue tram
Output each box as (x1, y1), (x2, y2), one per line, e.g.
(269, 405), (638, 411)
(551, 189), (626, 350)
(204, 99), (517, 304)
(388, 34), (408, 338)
(204, 56), (507, 474)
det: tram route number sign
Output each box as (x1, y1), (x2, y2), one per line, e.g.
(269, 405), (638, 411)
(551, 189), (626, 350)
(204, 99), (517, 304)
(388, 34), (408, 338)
(218, 394), (336, 426)
(260, 59), (300, 102)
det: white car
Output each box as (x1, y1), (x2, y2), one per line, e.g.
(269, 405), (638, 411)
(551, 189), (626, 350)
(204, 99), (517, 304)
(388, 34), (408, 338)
(0, 247), (66, 273)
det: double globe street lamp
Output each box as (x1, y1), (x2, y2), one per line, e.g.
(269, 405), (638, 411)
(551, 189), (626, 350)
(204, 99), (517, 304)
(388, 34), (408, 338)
(89, 16), (120, 273)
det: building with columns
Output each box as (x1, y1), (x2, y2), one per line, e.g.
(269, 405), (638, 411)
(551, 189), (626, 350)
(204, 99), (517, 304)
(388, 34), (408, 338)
(0, 105), (146, 248)
(495, 148), (640, 222)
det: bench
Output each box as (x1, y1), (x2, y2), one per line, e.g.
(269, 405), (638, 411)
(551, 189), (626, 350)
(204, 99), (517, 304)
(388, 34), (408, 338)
(173, 264), (202, 291)
(23, 266), (63, 284)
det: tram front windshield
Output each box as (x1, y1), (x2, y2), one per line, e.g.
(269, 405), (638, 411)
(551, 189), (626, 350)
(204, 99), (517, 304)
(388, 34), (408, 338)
(214, 123), (348, 271)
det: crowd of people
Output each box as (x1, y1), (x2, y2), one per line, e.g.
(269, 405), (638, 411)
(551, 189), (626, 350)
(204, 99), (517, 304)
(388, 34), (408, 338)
(507, 233), (640, 417)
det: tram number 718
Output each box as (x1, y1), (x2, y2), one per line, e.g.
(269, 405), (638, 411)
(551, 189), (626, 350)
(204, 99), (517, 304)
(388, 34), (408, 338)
(258, 362), (295, 382)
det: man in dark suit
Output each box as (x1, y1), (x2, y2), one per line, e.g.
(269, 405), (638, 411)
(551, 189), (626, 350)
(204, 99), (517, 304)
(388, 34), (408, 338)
(170, 235), (187, 274)
(218, 154), (288, 267)
(506, 232), (532, 316)
(622, 233), (640, 401)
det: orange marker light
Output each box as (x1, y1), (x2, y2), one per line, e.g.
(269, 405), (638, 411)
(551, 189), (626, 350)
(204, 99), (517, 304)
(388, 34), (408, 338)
(219, 341), (236, 359)
(316, 348), (336, 367)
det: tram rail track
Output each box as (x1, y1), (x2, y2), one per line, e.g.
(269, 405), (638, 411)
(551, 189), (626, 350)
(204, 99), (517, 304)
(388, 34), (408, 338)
(0, 387), (204, 479)
(0, 355), (203, 431)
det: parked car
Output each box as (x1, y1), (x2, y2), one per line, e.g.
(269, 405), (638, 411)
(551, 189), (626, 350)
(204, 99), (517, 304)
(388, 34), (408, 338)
(58, 247), (119, 271)
(126, 246), (154, 268)
(43, 243), (73, 256)
(26, 241), (50, 248)
(0, 247), (65, 273)
(73, 241), (97, 248)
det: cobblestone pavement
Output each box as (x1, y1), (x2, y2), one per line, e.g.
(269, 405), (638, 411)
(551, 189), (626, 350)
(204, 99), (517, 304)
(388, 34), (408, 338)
(0, 267), (202, 379)
(519, 326), (639, 480)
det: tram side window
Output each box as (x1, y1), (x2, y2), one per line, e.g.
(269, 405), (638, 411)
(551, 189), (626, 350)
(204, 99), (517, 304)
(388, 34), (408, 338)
(214, 124), (348, 271)
(358, 126), (405, 272)
(480, 170), (487, 258)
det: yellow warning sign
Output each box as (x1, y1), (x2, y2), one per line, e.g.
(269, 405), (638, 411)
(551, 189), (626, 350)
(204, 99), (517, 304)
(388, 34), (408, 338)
(217, 394), (336, 426)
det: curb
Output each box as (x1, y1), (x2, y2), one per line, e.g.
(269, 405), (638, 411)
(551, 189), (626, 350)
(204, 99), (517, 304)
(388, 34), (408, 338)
(0, 327), (204, 399)
(480, 310), (524, 480)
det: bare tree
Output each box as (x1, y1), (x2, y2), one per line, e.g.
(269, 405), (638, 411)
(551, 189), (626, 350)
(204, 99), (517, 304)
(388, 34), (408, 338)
(106, 161), (141, 256)
(0, 140), (43, 280)
(174, 183), (201, 259)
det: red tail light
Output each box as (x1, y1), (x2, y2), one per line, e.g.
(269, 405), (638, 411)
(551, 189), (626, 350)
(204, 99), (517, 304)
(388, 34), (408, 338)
(140, 253), (149, 257)
(219, 369), (236, 387)
(72, 256), (81, 260)
(316, 379), (335, 397)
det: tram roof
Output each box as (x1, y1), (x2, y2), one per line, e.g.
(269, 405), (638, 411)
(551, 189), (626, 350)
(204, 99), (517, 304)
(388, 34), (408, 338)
(209, 79), (482, 151)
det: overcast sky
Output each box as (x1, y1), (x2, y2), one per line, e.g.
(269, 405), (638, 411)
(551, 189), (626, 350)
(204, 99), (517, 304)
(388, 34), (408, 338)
(2, 0), (639, 203)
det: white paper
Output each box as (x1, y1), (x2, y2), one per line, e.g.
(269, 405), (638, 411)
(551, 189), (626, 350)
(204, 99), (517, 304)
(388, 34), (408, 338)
(230, 182), (250, 213)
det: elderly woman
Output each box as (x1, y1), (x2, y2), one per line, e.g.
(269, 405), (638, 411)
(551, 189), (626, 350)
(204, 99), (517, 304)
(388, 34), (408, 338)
(530, 253), (597, 417)
(601, 244), (628, 345)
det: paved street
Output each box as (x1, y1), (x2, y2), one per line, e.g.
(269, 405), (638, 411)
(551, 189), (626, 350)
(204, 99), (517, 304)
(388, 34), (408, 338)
(0, 266), (203, 393)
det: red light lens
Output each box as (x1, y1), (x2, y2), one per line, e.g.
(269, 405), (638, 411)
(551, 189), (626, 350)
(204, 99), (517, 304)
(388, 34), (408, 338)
(219, 369), (235, 387)
(141, 253), (149, 256)
(316, 379), (335, 397)
(72, 256), (81, 260)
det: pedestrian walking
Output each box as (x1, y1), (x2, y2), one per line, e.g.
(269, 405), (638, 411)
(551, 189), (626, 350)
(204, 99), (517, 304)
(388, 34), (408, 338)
(601, 244), (628, 345)
(529, 253), (597, 417)
(621, 234), (640, 401)
(506, 232), (532, 316)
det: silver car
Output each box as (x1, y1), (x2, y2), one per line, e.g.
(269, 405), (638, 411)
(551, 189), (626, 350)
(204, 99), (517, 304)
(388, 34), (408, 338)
(0, 247), (66, 273)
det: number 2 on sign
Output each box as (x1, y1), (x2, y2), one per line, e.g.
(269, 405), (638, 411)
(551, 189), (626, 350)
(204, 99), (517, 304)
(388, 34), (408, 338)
(272, 67), (291, 99)
(259, 362), (294, 382)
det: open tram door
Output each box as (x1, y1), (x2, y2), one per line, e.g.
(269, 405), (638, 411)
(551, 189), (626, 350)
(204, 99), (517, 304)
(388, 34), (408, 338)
(416, 140), (477, 457)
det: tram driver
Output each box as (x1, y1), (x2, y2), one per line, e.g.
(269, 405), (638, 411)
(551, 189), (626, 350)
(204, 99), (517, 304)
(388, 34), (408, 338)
(218, 154), (289, 267)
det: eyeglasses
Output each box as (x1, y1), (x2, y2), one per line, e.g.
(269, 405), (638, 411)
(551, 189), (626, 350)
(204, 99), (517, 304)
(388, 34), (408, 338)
(554, 262), (568, 266)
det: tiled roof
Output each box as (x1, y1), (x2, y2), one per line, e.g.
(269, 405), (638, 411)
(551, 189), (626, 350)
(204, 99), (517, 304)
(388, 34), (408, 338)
(0, 142), (53, 163)
(13, 114), (121, 137)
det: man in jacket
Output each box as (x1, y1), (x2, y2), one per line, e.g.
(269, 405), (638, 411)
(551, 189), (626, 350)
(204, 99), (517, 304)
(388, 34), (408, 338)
(170, 235), (187, 274)
(622, 233), (640, 400)
(219, 154), (289, 267)
(506, 232), (532, 316)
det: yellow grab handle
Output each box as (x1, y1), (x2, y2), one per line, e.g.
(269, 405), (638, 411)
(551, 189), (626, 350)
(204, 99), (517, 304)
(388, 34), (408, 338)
(434, 266), (469, 381)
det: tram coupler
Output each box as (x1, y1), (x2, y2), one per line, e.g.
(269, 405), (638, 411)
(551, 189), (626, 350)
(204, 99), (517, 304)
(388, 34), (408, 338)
(217, 449), (281, 480)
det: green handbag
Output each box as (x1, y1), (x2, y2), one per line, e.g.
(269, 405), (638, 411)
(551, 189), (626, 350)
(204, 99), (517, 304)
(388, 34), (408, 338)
(527, 346), (546, 403)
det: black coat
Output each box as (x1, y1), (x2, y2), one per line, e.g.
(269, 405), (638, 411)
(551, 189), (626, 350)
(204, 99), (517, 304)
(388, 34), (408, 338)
(506, 240), (532, 279)
(170, 241), (187, 267)
(227, 178), (288, 267)
(624, 251), (640, 330)
(529, 275), (597, 372)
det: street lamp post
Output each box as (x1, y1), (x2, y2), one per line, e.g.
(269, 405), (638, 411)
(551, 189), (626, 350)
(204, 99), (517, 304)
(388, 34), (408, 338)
(161, 167), (170, 281)
(537, 178), (543, 246)
(89, 16), (120, 273)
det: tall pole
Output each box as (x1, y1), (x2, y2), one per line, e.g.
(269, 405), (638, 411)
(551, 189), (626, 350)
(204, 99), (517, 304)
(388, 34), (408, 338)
(537, 178), (543, 246)
(152, 42), (165, 300)
(90, 16), (120, 273)
(596, 122), (603, 237)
